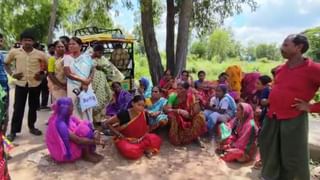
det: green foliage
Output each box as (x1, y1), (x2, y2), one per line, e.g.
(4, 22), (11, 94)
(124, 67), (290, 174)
(243, 43), (257, 61)
(135, 53), (282, 80)
(133, 0), (164, 55)
(190, 40), (207, 58)
(61, 0), (114, 34)
(0, 0), (115, 45)
(192, 0), (258, 37)
(207, 28), (234, 62)
(304, 27), (320, 62)
(0, 0), (54, 43)
(255, 43), (281, 61)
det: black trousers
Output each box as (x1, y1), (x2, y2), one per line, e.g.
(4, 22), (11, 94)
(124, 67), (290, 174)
(10, 85), (41, 134)
(40, 76), (49, 107)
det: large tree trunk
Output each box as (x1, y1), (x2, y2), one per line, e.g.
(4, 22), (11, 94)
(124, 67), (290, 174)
(140, 0), (164, 85)
(175, 0), (193, 76)
(47, 0), (58, 44)
(166, 0), (175, 75)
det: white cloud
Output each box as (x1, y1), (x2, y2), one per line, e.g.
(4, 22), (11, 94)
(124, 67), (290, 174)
(225, 0), (320, 45)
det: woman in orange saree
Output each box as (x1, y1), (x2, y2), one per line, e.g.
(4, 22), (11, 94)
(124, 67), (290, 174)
(166, 82), (207, 146)
(104, 95), (162, 160)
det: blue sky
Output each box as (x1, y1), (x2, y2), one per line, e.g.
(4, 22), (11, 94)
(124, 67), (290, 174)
(111, 0), (320, 49)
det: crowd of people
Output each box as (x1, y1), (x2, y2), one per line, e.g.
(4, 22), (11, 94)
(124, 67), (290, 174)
(0, 28), (319, 180)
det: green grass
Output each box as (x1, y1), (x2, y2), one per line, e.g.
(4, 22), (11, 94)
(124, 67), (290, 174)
(135, 54), (282, 80)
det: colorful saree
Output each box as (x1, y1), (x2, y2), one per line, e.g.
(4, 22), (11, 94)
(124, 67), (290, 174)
(92, 57), (124, 122)
(145, 97), (168, 127)
(194, 80), (216, 106)
(46, 113), (94, 163)
(115, 111), (162, 160)
(0, 133), (10, 180)
(167, 91), (207, 145)
(217, 103), (258, 162)
(106, 90), (133, 117)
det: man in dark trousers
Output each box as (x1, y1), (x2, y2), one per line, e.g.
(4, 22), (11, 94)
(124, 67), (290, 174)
(34, 42), (50, 110)
(4, 29), (48, 141)
(260, 34), (320, 180)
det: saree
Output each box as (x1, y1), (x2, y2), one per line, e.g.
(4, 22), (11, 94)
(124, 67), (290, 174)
(65, 54), (94, 120)
(115, 111), (162, 160)
(46, 114), (94, 163)
(240, 72), (261, 104)
(194, 80), (216, 106)
(145, 97), (168, 127)
(0, 134), (10, 180)
(225, 65), (243, 100)
(105, 90), (133, 117)
(92, 57), (124, 122)
(167, 91), (207, 145)
(47, 57), (67, 103)
(217, 103), (258, 162)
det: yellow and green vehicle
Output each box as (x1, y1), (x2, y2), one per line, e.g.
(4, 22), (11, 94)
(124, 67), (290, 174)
(75, 27), (135, 90)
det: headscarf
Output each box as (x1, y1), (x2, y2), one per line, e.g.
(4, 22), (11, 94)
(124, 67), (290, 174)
(51, 97), (73, 124)
(239, 103), (254, 122)
(241, 72), (261, 100)
(218, 84), (228, 94)
(225, 65), (243, 92)
(232, 102), (258, 151)
(139, 77), (153, 98)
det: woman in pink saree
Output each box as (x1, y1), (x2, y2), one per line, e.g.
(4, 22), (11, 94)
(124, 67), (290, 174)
(216, 103), (258, 162)
(46, 97), (105, 163)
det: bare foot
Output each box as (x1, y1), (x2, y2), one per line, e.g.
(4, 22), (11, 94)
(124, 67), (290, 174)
(83, 153), (101, 163)
(92, 152), (104, 161)
(145, 151), (153, 159)
(195, 137), (205, 148)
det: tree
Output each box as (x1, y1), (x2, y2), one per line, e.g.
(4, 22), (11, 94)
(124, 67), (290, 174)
(190, 40), (207, 58)
(139, 0), (258, 83)
(255, 43), (281, 61)
(207, 28), (233, 63)
(166, 0), (176, 73)
(304, 27), (320, 61)
(48, 0), (58, 44)
(0, 0), (115, 45)
(61, 0), (114, 34)
(175, 0), (193, 74)
(140, 0), (164, 84)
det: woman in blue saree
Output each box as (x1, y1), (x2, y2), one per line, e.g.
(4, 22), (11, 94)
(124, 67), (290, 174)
(145, 86), (168, 130)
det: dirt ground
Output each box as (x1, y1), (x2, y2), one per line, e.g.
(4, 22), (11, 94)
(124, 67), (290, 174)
(5, 89), (320, 180)
(6, 107), (263, 180)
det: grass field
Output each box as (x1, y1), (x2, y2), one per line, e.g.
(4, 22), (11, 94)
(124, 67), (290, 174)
(134, 54), (283, 80)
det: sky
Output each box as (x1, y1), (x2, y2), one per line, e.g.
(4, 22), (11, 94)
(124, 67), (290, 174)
(111, 0), (320, 49)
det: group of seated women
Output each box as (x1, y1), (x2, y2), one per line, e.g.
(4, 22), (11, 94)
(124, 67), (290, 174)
(46, 67), (272, 165)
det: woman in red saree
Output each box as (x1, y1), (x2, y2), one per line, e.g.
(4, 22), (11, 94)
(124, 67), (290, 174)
(194, 70), (216, 106)
(159, 69), (176, 97)
(104, 95), (162, 160)
(166, 82), (207, 146)
(216, 103), (258, 163)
